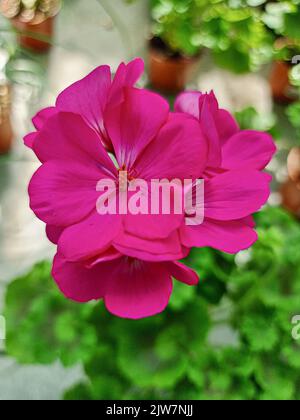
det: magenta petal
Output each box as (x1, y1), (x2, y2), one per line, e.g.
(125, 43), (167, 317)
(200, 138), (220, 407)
(199, 92), (222, 168)
(205, 170), (272, 221)
(242, 215), (256, 228)
(222, 130), (277, 171)
(33, 113), (116, 175)
(52, 254), (112, 302)
(114, 230), (187, 262)
(32, 107), (57, 130)
(56, 65), (111, 134)
(134, 113), (208, 180)
(85, 247), (122, 268)
(108, 58), (144, 108)
(174, 91), (201, 118)
(104, 259), (173, 319)
(123, 184), (184, 240)
(123, 58), (144, 86)
(175, 91), (239, 165)
(46, 225), (64, 244)
(181, 218), (258, 254)
(105, 87), (169, 168)
(164, 261), (199, 285)
(25, 108), (57, 149)
(58, 212), (122, 262)
(24, 132), (37, 149)
(124, 212), (183, 240)
(217, 109), (239, 144)
(29, 160), (102, 226)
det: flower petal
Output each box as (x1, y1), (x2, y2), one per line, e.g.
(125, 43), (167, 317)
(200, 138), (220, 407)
(85, 247), (122, 268)
(221, 130), (276, 170)
(58, 212), (122, 262)
(105, 87), (169, 168)
(25, 108), (58, 149)
(242, 215), (256, 228)
(56, 65), (111, 135)
(174, 91), (201, 118)
(33, 112), (116, 176)
(108, 58), (144, 108)
(124, 212), (184, 241)
(164, 261), (199, 285)
(52, 253), (112, 302)
(175, 91), (239, 164)
(32, 107), (57, 130)
(134, 113), (207, 180)
(205, 170), (272, 221)
(181, 218), (258, 254)
(217, 109), (239, 144)
(46, 225), (64, 244)
(199, 92), (222, 168)
(104, 259), (173, 319)
(114, 230), (188, 262)
(29, 160), (103, 226)
(123, 184), (184, 240)
(24, 132), (37, 149)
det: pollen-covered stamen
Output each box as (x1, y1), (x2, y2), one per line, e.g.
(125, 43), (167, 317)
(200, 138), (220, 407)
(117, 166), (136, 192)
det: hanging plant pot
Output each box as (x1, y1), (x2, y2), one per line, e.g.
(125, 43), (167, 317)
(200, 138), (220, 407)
(11, 14), (55, 53)
(148, 37), (201, 94)
(0, 81), (13, 155)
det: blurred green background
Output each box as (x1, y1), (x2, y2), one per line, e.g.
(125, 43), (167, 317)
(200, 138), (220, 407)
(0, 0), (300, 400)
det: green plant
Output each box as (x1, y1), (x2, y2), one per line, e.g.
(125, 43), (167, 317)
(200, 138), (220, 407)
(235, 106), (281, 140)
(287, 60), (300, 142)
(263, 0), (300, 43)
(150, 0), (273, 73)
(4, 205), (300, 400)
(262, 0), (300, 72)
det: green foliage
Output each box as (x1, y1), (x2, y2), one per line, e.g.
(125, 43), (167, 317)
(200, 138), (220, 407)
(150, 0), (273, 72)
(235, 106), (281, 140)
(287, 63), (300, 142)
(263, 0), (300, 63)
(4, 261), (98, 366)
(263, 0), (300, 42)
(4, 206), (300, 400)
(287, 101), (300, 142)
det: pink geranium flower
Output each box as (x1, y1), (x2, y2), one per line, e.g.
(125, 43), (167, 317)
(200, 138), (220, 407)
(52, 253), (198, 319)
(175, 91), (276, 254)
(25, 59), (276, 319)
(26, 59), (204, 318)
(28, 62), (207, 263)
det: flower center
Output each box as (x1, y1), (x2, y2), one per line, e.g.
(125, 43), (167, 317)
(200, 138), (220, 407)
(117, 165), (136, 192)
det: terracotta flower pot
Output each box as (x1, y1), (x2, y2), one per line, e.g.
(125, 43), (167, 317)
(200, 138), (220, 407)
(280, 179), (300, 219)
(288, 147), (300, 187)
(269, 61), (298, 104)
(11, 15), (55, 53)
(0, 81), (13, 155)
(148, 37), (200, 94)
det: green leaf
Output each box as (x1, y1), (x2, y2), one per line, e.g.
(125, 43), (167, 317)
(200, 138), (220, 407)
(240, 316), (279, 352)
(64, 383), (92, 401)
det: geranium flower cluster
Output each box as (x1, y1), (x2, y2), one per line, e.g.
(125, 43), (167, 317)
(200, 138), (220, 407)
(26, 59), (276, 319)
